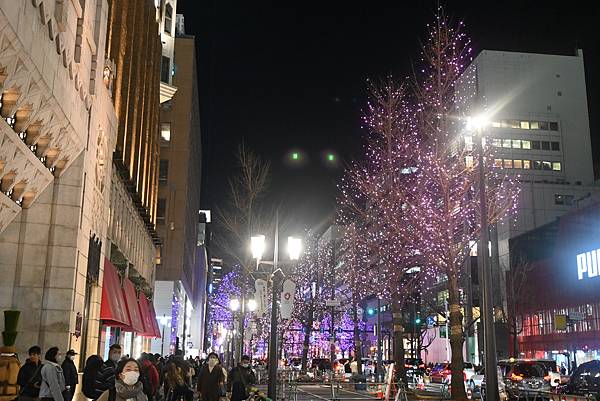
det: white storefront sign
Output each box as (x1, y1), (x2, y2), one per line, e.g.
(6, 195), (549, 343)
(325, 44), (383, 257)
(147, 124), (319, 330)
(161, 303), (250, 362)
(576, 248), (600, 280)
(280, 279), (296, 319)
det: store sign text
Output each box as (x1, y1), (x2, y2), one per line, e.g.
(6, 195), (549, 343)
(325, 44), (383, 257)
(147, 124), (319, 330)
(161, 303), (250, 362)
(577, 249), (600, 280)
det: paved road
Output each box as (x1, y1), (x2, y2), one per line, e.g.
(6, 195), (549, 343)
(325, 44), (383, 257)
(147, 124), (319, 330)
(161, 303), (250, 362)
(292, 383), (382, 401)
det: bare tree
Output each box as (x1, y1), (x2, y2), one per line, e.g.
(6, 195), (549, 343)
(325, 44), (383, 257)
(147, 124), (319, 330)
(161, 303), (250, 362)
(500, 258), (533, 356)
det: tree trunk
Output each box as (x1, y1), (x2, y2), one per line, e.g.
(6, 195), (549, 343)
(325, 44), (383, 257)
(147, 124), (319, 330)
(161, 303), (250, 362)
(391, 298), (406, 383)
(448, 273), (467, 401)
(353, 300), (363, 374)
(301, 302), (314, 371)
(512, 316), (519, 357)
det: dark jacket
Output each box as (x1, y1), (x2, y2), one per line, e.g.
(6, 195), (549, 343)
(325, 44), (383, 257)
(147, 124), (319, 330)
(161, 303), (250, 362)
(93, 359), (117, 400)
(17, 359), (43, 397)
(196, 365), (225, 401)
(227, 365), (256, 401)
(62, 358), (79, 388)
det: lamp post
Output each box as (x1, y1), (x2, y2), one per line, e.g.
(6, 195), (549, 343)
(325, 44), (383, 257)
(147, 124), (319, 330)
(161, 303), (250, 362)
(469, 115), (500, 401)
(159, 315), (171, 356)
(250, 217), (301, 400)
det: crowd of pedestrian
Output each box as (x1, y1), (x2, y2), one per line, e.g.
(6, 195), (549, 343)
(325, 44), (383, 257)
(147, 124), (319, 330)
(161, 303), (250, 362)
(15, 345), (257, 401)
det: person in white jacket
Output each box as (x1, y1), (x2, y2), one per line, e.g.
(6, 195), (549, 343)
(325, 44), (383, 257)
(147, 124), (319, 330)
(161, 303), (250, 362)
(39, 347), (66, 401)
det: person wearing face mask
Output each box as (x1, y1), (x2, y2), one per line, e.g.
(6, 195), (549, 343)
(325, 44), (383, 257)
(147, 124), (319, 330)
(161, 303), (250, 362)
(96, 358), (148, 401)
(61, 350), (78, 401)
(226, 356), (256, 401)
(93, 344), (122, 400)
(196, 353), (225, 401)
(39, 347), (67, 401)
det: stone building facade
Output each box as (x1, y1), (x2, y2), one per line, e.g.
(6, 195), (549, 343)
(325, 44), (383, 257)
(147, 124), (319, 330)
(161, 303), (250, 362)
(0, 0), (172, 365)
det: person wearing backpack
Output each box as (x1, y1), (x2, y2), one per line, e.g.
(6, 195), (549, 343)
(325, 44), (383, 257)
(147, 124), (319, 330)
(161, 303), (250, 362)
(96, 359), (147, 401)
(81, 355), (104, 400)
(17, 346), (43, 401)
(138, 354), (158, 401)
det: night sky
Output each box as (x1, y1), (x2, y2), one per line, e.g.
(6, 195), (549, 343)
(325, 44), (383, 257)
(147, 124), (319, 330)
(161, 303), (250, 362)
(177, 0), (600, 231)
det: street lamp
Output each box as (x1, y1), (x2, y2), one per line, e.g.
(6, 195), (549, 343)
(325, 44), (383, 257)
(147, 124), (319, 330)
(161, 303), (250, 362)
(247, 299), (257, 312)
(251, 217), (302, 400)
(468, 113), (500, 401)
(230, 298), (240, 312)
(158, 315), (171, 356)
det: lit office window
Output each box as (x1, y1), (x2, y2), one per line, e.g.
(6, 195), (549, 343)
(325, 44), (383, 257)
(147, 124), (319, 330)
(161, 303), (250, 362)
(494, 159), (503, 168)
(492, 121), (501, 128)
(513, 160), (523, 169)
(512, 139), (522, 149)
(522, 140), (531, 149)
(504, 159), (513, 169)
(503, 139), (512, 148)
(523, 160), (531, 169)
(520, 121), (530, 129)
(552, 162), (562, 171)
(530, 121), (540, 130)
(493, 138), (502, 147)
(542, 161), (552, 170)
(160, 123), (171, 142)
(508, 120), (520, 129)
(465, 156), (474, 168)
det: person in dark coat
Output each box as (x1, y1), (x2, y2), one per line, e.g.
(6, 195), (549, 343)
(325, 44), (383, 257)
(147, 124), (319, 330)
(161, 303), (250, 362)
(61, 350), (79, 401)
(227, 355), (256, 401)
(17, 346), (43, 401)
(196, 353), (225, 401)
(93, 344), (122, 400)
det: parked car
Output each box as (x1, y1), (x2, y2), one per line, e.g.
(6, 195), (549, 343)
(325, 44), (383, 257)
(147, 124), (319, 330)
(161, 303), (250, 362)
(430, 362), (467, 384)
(404, 358), (426, 381)
(498, 359), (553, 399)
(562, 360), (600, 401)
(311, 358), (332, 371)
(362, 358), (375, 375)
(289, 357), (302, 371)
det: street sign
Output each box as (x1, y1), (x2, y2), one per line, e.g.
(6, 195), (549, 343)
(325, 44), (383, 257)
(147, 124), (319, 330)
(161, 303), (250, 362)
(568, 311), (586, 321)
(326, 299), (341, 307)
(255, 279), (268, 313)
(426, 316), (436, 328)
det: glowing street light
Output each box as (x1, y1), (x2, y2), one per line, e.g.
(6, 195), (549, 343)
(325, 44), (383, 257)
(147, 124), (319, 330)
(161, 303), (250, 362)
(467, 114), (490, 132)
(250, 235), (265, 260)
(287, 236), (302, 261)
(247, 299), (257, 312)
(229, 298), (240, 312)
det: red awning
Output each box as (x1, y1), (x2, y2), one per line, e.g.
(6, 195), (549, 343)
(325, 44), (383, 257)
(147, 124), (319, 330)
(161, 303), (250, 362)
(122, 279), (145, 333)
(100, 259), (131, 328)
(148, 300), (162, 338)
(138, 294), (160, 338)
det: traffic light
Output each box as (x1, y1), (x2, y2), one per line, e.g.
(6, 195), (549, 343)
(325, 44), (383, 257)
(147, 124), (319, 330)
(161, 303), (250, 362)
(367, 308), (376, 316)
(415, 316), (422, 325)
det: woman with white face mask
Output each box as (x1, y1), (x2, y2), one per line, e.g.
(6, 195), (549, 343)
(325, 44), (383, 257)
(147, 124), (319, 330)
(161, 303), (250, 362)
(40, 347), (67, 401)
(96, 359), (148, 401)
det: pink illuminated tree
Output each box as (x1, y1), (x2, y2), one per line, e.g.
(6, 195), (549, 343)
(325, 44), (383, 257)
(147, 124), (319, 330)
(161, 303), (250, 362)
(340, 8), (519, 400)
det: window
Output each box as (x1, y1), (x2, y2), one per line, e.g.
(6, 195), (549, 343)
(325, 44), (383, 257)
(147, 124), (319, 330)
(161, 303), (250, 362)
(160, 122), (171, 142)
(530, 121), (540, 130)
(157, 198), (166, 221)
(520, 121), (530, 129)
(164, 3), (173, 34)
(507, 120), (520, 129)
(542, 161), (552, 170)
(465, 156), (474, 168)
(512, 139), (521, 149)
(534, 160), (542, 170)
(161, 56), (171, 83)
(493, 138), (502, 147)
(159, 159), (169, 181)
(541, 141), (550, 150)
(503, 139), (512, 148)
(552, 162), (562, 171)
(549, 122), (559, 131)
(494, 159), (503, 168)
(551, 142), (560, 151)
(503, 159), (513, 169)
(539, 121), (549, 130)
(522, 140), (531, 149)
(514, 160), (523, 169)
(523, 160), (531, 169)
(492, 121), (502, 128)
(532, 141), (541, 150)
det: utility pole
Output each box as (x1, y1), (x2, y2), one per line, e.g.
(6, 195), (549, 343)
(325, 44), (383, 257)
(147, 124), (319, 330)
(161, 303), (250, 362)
(267, 213), (280, 401)
(330, 229), (337, 364)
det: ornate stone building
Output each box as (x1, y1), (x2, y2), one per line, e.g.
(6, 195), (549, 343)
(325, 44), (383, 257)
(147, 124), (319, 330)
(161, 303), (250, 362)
(0, 0), (175, 364)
